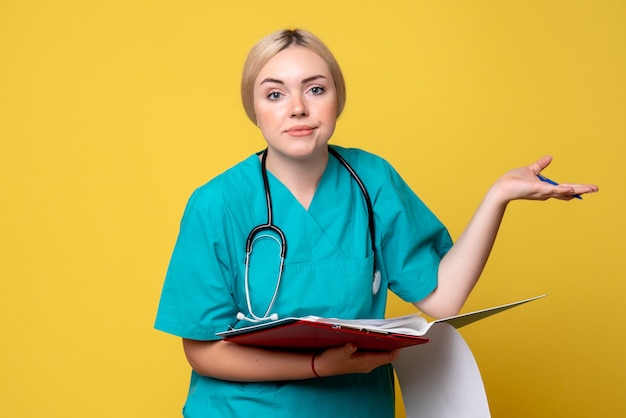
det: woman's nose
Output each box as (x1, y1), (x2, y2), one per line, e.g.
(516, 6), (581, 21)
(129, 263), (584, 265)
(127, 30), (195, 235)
(290, 95), (308, 117)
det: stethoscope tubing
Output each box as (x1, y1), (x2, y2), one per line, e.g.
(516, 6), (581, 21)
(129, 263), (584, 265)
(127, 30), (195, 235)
(327, 147), (375, 256)
(245, 150), (287, 258)
(239, 146), (375, 323)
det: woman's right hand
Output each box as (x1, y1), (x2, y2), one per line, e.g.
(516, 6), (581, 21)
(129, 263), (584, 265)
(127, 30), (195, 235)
(183, 339), (399, 382)
(312, 344), (401, 377)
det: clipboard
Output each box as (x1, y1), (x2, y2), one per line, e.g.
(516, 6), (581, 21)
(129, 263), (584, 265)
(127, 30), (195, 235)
(218, 318), (430, 351)
(217, 294), (546, 351)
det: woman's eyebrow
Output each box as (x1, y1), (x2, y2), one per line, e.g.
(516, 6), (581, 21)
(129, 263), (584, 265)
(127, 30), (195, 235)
(259, 77), (283, 86)
(259, 74), (327, 86)
(301, 74), (327, 84)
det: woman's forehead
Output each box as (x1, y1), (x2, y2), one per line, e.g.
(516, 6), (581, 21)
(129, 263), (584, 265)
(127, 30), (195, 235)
(256, 46), (332, 84)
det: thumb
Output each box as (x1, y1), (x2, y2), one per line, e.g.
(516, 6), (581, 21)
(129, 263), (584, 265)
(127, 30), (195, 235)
(345, 343), (358, 354)
(533, 155), (553, 174)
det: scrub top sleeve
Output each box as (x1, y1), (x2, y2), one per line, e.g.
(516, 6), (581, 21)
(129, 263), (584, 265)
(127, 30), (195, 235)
(154, 188), (237, 340)
(376, 162), (453, 304)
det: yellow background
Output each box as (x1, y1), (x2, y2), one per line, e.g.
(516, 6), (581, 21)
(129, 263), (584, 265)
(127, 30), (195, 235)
(1, 1), (624, 416)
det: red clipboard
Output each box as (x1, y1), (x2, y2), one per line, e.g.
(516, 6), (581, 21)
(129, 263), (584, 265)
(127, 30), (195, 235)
(217, 319), (429, 351)
(217, 295), (547, 351)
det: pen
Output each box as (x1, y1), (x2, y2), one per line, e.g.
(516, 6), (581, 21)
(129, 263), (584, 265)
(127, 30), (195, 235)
(537, 173), (582, 199)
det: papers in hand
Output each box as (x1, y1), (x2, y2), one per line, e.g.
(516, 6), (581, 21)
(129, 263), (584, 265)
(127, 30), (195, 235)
(217, 294), (546, 351)
(302, 314), (431, 337)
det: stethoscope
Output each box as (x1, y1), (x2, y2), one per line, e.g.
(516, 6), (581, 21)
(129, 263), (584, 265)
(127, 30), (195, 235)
(237, 146), (380, 323)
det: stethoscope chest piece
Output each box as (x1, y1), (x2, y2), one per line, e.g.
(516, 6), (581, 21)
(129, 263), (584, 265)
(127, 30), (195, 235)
(372, 270), (382, 295)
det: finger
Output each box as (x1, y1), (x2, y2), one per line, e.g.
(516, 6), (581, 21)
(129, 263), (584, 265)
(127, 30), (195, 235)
(560, 183), (599, 193)
(544, 184), (597, 201)
(531, 155), (553, 174)
(551, 184), (598, 200)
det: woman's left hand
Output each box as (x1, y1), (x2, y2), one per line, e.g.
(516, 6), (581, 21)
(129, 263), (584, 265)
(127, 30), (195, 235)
(417, 155), (599, 319)
(494, 155), (599, 202)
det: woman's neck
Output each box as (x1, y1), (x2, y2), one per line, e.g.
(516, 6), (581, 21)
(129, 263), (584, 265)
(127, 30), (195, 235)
(263, 148), (329, 210)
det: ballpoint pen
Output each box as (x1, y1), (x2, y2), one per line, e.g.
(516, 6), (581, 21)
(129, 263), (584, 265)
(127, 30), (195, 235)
(537, 173), (582, 199)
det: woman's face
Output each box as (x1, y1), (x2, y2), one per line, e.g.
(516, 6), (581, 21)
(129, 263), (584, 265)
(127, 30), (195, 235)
(253, 46), (338, 162)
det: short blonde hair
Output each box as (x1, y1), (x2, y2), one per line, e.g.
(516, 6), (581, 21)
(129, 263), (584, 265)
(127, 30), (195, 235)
(241, 29), (346, 124)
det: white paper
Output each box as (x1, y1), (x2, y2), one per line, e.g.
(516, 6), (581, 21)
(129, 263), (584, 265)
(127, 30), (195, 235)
(303, 294), (546, 337)
(393, 323), (491, 418)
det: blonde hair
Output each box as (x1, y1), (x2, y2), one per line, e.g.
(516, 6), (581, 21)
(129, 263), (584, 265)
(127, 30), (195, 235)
(241, 29), (346, 124)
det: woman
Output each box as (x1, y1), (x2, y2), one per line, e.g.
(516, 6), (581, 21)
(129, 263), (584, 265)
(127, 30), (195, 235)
(155, 29), (598, 417)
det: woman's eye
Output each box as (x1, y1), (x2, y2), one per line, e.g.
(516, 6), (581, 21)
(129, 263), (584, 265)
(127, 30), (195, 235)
(267, 91), (282, 101)
(309, 86), (325, 95)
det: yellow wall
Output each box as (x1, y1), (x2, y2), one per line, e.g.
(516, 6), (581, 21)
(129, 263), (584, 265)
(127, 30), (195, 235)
(1, 1), (624, 416)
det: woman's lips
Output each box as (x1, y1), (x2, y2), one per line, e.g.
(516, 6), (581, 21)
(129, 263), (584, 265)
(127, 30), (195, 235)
(285, 125), (316, 136)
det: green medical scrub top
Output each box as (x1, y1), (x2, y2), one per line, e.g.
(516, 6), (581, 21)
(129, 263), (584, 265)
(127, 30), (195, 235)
(155, 146), (452, 418)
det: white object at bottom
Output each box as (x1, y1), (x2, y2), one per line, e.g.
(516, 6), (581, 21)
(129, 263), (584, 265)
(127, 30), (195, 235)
(393, 322), (491, 418)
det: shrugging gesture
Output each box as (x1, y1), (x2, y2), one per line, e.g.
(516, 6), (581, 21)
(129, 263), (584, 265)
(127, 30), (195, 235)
(417, 155), (598, 319)
(497, 155), (598, 201)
